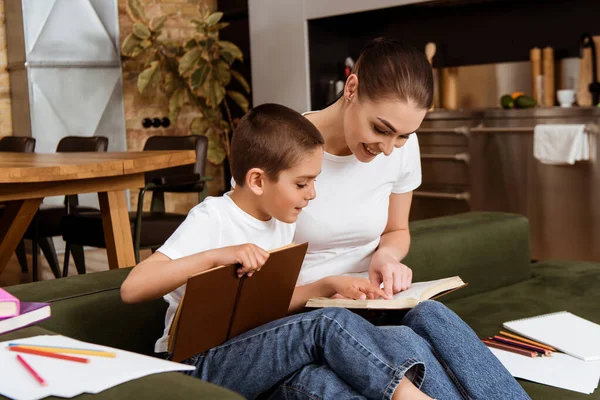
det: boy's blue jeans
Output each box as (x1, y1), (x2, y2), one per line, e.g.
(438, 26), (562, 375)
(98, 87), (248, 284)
(182, 301), (530, 400)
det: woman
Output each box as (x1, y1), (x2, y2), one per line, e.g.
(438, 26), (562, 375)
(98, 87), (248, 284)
(275, 38), (530, 399)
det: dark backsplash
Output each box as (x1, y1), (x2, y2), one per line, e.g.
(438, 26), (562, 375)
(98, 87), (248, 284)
(308, 0), (600, 109)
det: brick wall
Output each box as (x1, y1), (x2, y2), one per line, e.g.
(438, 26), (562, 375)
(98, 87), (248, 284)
(0, 0), (12, 137)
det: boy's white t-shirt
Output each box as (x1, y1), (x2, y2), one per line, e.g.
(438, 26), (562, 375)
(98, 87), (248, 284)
(154, 193), (294, 353)
(294, 112), (422, 285)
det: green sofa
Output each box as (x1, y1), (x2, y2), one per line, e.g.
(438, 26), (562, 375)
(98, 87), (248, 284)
(1, 212), (599, 399)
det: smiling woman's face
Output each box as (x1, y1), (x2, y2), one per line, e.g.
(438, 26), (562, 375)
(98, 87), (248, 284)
(342, 97), (427, 162)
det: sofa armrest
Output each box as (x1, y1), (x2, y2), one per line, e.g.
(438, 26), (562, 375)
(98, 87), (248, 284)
(4, 268), (166, 356)
(405, 212), (533, 301)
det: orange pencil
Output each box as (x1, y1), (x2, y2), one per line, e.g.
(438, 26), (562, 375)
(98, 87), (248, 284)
(16, 354), (47, 386)
(10, 346), (89, 363)
(499, 331), (557, 351)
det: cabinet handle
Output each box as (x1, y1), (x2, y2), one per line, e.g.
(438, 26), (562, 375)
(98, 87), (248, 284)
(414, 191), (471, 201)
(421, 152), (470, 163)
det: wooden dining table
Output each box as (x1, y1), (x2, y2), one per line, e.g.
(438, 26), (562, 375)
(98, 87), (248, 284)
(0, 151), (196, 276)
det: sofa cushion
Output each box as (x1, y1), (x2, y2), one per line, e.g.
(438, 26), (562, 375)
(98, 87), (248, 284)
(445, 260), (600, 400)
(4, 268), (166, 356)
(406, 212), (532, 301)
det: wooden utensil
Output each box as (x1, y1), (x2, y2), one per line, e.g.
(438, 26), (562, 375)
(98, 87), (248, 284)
(425, 42), (438, 110)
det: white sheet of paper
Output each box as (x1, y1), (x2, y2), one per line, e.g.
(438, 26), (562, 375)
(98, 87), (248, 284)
(0, 335), (194, 400)
(490, 348), (600, 394)
(503, 311), (600, 361)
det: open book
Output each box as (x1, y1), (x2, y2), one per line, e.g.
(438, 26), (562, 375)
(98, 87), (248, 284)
(305, 275), (466, 310)
(168, 242), (308, 362)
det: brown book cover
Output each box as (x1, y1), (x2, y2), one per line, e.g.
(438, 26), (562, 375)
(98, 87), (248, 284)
(169, 242), (308, 362)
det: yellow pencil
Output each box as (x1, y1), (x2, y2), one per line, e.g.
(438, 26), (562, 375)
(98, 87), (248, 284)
(8, 344), (116, 358)
(498, 331), (557, 352)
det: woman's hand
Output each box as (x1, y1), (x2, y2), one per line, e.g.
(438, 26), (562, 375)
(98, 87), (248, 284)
(368, 248), (412, 298)
(327, 276), (390, 300)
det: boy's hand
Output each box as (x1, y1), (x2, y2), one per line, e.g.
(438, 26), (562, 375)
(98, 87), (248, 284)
(211, 244), (270, 277)
(328, 276), (391, 300)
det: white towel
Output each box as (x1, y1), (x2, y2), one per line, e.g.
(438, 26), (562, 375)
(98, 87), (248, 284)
(534, 124), (589, 165)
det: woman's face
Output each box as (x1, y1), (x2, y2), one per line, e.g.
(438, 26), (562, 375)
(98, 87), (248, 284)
(343, 97), (427, 162)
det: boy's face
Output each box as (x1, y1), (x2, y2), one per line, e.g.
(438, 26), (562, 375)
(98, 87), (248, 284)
(261, 147), (323, 223)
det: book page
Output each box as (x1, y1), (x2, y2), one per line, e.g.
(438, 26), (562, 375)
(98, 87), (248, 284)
(305, 275), (464, 310)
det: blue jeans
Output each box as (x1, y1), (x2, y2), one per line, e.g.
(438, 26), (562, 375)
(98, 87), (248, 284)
(182, 301), (529, 400)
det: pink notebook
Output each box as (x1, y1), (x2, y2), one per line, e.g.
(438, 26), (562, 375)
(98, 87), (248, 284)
(0, 288), (20, 318)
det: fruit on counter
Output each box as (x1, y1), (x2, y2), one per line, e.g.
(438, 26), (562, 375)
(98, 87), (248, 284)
(511, 91), (526, 99)
(501, 94), (514, 109)
(500, 94), (537, 109)
(514, 95), (537, 108)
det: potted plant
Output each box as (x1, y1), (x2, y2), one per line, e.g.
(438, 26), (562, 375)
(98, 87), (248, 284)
(121, 0), (250, 177)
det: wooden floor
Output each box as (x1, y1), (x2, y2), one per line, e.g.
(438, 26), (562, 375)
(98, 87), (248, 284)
(0, 248), (150, 287)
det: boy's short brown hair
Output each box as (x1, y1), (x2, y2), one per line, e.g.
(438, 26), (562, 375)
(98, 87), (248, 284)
(231, 103), (324, 186)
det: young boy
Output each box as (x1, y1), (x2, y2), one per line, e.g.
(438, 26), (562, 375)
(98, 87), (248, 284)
(121, 104), (436, 400)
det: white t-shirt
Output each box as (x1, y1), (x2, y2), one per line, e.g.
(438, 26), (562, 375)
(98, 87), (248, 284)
(294, 119), (422, 285)
(154, 193), (295, 353)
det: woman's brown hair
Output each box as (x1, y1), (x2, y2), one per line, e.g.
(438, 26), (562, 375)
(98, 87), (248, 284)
(352, 38), (433, 109)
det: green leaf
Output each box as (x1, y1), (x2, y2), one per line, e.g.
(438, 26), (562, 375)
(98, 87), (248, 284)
(184, 39), (198, 50)
(206, 12), (223, 26)
(227, 90), (249, 113)
(190, 18), (204, 28)
(205, 79), (226, 107)
(190, 117), (210, 135)
(220, 51), (234, 65)
(199, 38), (216, 51)
(169, 88), (187, 121)
(137, 61), (161, 94)
(220, 120), (231, 131)
(132, 23), (151, 40)
(231, 70), (250, 94)
(126, 0), (147, 23)
(121, 33), (141, 57)
(211, 22), (230, 31)
(130, 45), (146, 58)
(163, 72), (179, 97)
(191, 61), (211, 91)
(149, 16), (167, 32)
(205, 129), (227, 165)
(218, 41), (243, 61)
(139, 39), (152, 49)
(178, 48), (202, 76)
(213, 60), (231, 85)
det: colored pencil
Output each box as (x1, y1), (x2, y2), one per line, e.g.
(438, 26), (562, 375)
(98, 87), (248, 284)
(482, 339), (538, 357)
(8, 343), (116, 358)
(499, 331), (557, 351)
(16, 355), (47, 386)
(500, 331), (558, 351)
(490, 336), (552, 356)
(9, 346), (89, 363)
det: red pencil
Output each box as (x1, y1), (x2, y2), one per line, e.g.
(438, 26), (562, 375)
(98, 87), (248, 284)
(10, 346), (89, 363)
(16, 354), (47, 386)
(482, 339), (538, 357)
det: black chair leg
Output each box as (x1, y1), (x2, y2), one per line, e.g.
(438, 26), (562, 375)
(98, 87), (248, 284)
(62, 243), (71, 278)
(32, 237), (39, 282)
(15, 240), (28, 273)
(71, 245), (87, 275)
(39, 237), (61, 279)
